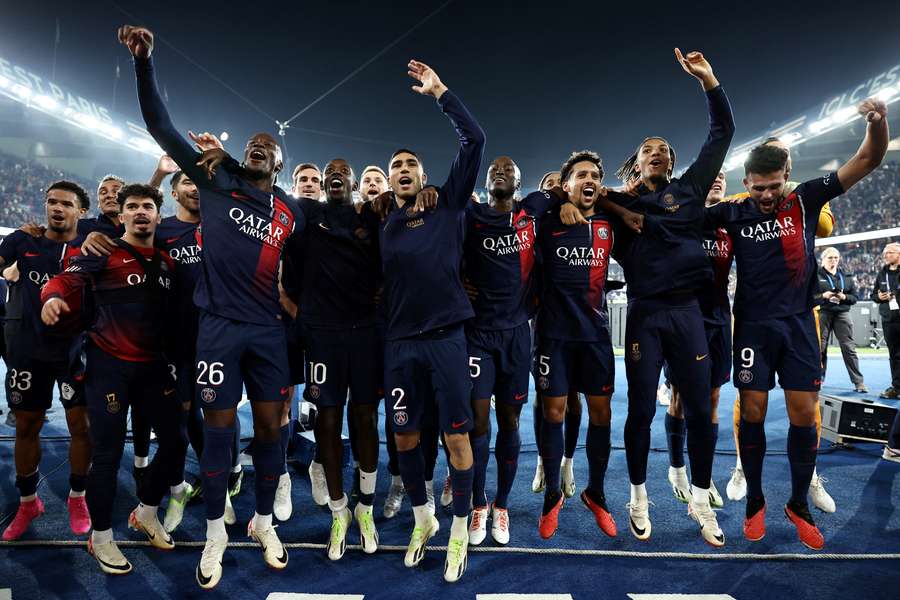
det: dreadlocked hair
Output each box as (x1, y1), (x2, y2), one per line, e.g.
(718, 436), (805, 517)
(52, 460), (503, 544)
(615, 137), (676, 184)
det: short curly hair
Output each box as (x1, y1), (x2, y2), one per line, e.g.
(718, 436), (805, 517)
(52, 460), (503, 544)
(117, 183), (164, 210)
(560, 150), (604, 185)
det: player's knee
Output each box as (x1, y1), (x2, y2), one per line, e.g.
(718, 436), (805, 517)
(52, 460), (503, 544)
(443, 432), (468, 456)
(542, 398), (566, 424)
(394, 432), (419, 452)
(587, 404), (611, 426)
(15, 411), (45, 437)
(496, 405), (520, 432)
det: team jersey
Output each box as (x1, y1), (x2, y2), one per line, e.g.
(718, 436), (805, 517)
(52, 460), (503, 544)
(286, 197), (381, 330)
(606, 85), (735, 300)
(535, 209), (616, 342)
(728, 186), (834, 237)
(706, 172), (845, 322)
(156, 216), (202, 356)
(697, 224), (733, 325)
(77, 214), (124, 238)
(464, 190), (560, 331)
(42, 243), (175, 362)
(135, 56), (303, 327)
(380, 90), (485, 340)
(0, 230), (84, 361)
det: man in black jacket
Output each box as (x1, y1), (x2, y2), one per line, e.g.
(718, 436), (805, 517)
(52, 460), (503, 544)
(816, 247), (866, 392)
(872, 243), (900, 400)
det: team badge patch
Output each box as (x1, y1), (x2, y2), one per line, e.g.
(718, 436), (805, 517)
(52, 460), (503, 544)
(516, 216), (530, 229)
(106, 393), (121, 414)
(60, 383), (75, 401)
(393, 411), (408, 426)
(307, 385), (321, 400)
(354, 227), (370, 240)
(9, 391), (22, 405)
(663, 193), (675, 205)
(597, 226), (609, 239)
(738, 370), (753, 384)
(537, 376), (549, 391)
(201, 387), (217, 403)
(279, 212), (291, 226)
(630, 342), (641, 361)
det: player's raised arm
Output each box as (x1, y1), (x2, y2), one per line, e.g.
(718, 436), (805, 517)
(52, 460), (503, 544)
(408, 60), (486, 210)
(837, 98), (889, 191)
(119, 25), (225, 189)
(675, 48), (736, 196)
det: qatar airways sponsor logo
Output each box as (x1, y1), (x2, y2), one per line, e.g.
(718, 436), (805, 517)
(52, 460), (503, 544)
(702, 237), (731, 258)
(126, 273), (172, 289)
(556, 245), (606, 267)
(740, 216), (796, 242)
(482, 228), (532, 256)
(228, 207), (288, 246)
(169, 244), (202, 265)
(27, 271), (52, 285)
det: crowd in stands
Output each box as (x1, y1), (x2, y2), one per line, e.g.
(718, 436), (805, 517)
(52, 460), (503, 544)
(0, 152), (94, 227)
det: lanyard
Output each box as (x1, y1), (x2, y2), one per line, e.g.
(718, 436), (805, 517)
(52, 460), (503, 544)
(824, 270), (844, 290)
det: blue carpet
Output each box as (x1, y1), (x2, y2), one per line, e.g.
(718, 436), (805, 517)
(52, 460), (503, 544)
(1, 356), (899, 599)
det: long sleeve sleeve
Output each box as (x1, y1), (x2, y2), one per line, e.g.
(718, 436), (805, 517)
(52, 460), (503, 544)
(680, 86), (736, 199)
(437, 91), (486, 211)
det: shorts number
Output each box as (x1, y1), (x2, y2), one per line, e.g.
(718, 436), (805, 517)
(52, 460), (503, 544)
(469, 357), (481, 378)
(391, 387), (406, 411)
(309, 362), (327, 385)
(8, 369), (32, 391)
(740, 348), (754, 368)
(538, 355), (550, 376)
(196, 361), (225, 386)
(169, 364), (177, 381)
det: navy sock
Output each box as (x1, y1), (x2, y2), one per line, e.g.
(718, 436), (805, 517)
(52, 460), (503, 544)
(201, 424), (235, 520)
(187, 403), (205, 459)
(280, 421), (292, 475)
(586, 424), (611, 496)
(471, 430), (490, 508)
(541, 420), (564, 494)
(69, 473), (87, 493)
(252, 439), (282, 516)
(532, 397), (543, 450)
(16, 471), (39, 497)
(397, 446), (427, 507)
(623, 415), (651, 485)
(232, 417), (242, 468)
(787, 424), (818, 505)
(738, 419), (766, 501)
(421, 427), (439, 482)
(385, 419), (400, 476)
(564, 406), (581, 459)
(685, 416), (713, 489)
(665, 413), (686, 468)
(448, 463), (474, 518)
(493, 428), (520, 509)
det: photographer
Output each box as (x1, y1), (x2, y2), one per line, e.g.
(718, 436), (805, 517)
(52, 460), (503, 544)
(816, 247), (866, 392)
(872, 243), (900, 399)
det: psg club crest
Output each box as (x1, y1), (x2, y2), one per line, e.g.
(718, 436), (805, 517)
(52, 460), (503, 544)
(597, 226), (609, 240)
(9, 391), (22, 405)
(516, 216), (530, 229)
(279, 212), (290, 226)
(307, 385), (321, 400)
(201, 387), (217, 403)
(738, 369), (753, 384)
(630, 342), (641, 361)
(663, 193), (675, 205)
(393, 410), (408, 426)
(537, 376), (549, 391)
(60, 383), (75, 401)
(106, 393), (121, 414)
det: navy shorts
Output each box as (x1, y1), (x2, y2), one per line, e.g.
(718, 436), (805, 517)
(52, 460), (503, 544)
(194, 311), (290, 410)
(706, 320), (732, 389)
(732, 312), (821, 392)
(533, 335), (614, 398)
(384, 324), (473, 434)
(302, 326), (381, 408)
(467, 322), (531, 405)
(4, 354), (83, 412)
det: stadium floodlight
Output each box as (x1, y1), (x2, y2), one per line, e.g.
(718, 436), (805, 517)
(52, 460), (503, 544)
(0, 75), (8, 88)
(833, 105), (859, 125)
(875, 86), (897, 101)
(808, 116), (832, 134)
(33, 95), (58, 111)
(779, 131), (803, 145)
(12, 83), (32, 100)
(220, 131), (230, 141)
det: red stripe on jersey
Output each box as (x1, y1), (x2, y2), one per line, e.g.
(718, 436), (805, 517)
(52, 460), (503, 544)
(513, 208), (536, 292)
(587, 220), (613, 310)
(778, 193), (808, 286)
(252, 196), (294, 302)
(194, 226), (203, 249)
(712, 228), (733, 298)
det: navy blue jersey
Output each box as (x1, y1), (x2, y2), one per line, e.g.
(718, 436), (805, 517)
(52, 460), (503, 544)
(77, 214), (124, 238)
(288, 198), (381, 330)
(608, 86), (735, 300)
(134, 56), (303, 326)
(697, 224), (733, 325)
(43, 244), (175, 362)
(464, 190), (560, 331)
(536, 210), (616, 342)
(706, 172), (844, 321)
(0, 230), (83, 361)
(380, 91), (485, 340)
(156, 216), (202, 353)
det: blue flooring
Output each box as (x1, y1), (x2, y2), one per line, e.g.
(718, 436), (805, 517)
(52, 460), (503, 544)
(1, 356), (900, 599)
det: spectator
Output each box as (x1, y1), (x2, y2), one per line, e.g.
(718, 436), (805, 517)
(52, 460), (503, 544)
(815, 247), (866, 392)
(871, 242), (900, 399)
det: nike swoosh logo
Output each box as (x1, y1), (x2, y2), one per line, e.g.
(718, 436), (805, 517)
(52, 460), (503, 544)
(196, 567), (213, 585)
(696, 354), (708, 361)
(630, 518), (646, 536)
(318, 223), (331, 231)
(164, 388), (175, 396)
(24, 252), (41, 257)
(97, 556), (131, 571)
(602, 384), (613, 392)
(280, 387), (290, 395)
(514, 393), (527, 400)
(122, 258), (136, 263)
(166, 237), (180, 243)
(451, 419), (469, 429)
(551, 230), (567, 236)
(277, 548), (288, 563)
(205, 469), (225, 478)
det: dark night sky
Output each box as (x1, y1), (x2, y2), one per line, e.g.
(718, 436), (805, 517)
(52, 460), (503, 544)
(2, 1), (899, 188)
